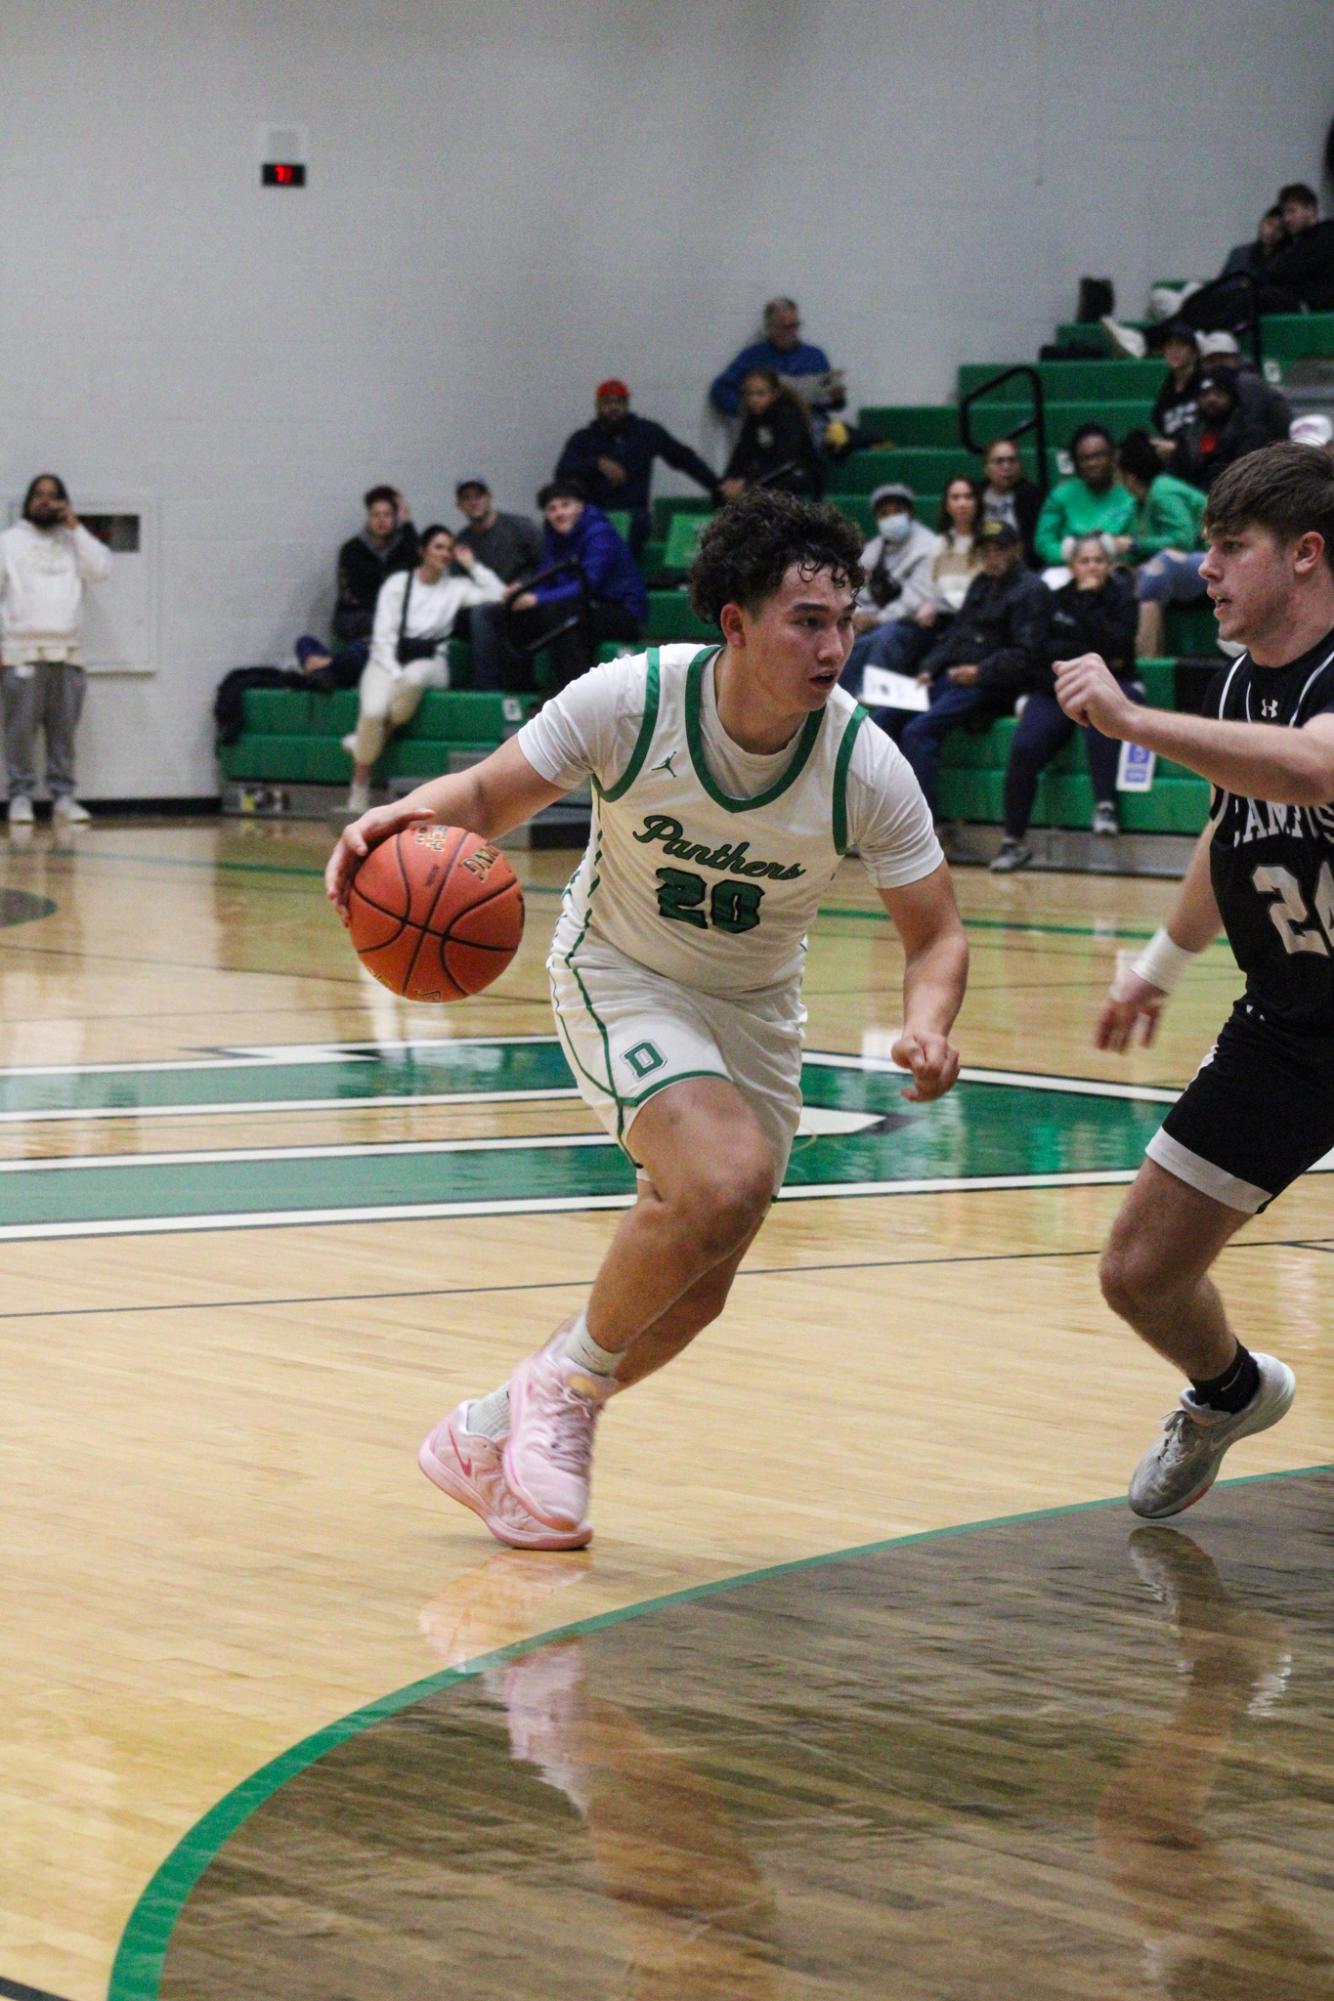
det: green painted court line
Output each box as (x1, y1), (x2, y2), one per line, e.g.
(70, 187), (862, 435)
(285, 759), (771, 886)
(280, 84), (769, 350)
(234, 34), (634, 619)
(0, 1069), (1174, 1238)
(105, 1462), (1333, 2001)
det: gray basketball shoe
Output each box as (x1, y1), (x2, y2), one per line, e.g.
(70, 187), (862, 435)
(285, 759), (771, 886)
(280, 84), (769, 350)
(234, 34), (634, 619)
(1128, 1353), (1296, 1519)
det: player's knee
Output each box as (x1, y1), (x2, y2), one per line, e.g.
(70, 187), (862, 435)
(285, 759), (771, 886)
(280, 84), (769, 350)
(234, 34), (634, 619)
(679, 1149), (773, 1257)
(1098, 1238), (1164, 1325)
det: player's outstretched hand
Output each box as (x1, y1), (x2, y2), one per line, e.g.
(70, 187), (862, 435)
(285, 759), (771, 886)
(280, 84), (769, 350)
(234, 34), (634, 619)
(1096, 951), (1168, 1053)
(325, 801), (435, 919)
(1053, 652), (1135, 736)
(892, 1028), (961, 1102)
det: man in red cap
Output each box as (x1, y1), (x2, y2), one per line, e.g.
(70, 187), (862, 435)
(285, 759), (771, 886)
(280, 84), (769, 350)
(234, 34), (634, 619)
(555, 379), (722, 557)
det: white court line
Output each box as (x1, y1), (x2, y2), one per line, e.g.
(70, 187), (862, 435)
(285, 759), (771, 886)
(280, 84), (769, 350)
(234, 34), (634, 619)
(6, 1163), (1329, 1244)
(0, 1087), (581, 1126)
(0, 1032), (561, 1078)
(0, 1131), (615, 1174)
(813, 1053), (1179, 1105)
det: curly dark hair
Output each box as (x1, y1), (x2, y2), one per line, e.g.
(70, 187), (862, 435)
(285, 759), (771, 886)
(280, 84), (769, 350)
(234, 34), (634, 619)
(688, 489), (864, 626)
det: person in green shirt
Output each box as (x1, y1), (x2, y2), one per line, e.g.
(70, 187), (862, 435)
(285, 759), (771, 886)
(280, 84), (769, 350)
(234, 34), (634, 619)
(1117, 430), (1211, 656)
(1033, 423), (1138, 574)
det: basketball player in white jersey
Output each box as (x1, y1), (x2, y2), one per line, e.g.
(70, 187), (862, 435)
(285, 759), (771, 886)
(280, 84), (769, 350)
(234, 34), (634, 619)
(328, 490), (968, 1547)
(1054, 442), (1334, 1518)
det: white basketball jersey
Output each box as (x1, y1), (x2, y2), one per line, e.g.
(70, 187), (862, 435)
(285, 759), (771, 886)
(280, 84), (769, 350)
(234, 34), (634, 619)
(551, 645), (869, 996)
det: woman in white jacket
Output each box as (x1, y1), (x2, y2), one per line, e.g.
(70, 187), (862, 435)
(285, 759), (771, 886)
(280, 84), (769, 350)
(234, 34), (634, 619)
(346, 523), (506, 812)
(0, 474), (111, 826)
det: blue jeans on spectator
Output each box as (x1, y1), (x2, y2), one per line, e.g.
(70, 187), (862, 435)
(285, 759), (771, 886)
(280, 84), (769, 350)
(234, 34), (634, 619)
(1003, 682), (1140, 838)
(1136, 551), (1207, 604)
(899, 680), (988, 818)
(841, 617), (930, 696)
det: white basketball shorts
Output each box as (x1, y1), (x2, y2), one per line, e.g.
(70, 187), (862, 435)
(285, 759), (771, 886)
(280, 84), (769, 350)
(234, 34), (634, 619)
(548, 934), (804, 1189)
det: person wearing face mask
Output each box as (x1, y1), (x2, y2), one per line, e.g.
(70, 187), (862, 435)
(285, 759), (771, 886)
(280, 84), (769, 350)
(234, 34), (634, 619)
(991, 534), (1139, 871)
(838, 483), (938, 702)
(0, 473), (111, 827)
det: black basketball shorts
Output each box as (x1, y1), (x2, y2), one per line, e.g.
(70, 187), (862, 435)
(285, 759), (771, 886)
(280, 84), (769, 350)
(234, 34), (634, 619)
(1148, 996), (1334, 1213)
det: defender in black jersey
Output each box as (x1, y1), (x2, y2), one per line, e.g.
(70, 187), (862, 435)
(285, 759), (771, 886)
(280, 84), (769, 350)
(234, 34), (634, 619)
(1054, 443), (1334, 1519)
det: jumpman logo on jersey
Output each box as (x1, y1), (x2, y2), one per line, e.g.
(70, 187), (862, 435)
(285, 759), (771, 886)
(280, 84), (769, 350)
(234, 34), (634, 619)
(650, 753), (678, 776)
(1261, 698), (1280, 719)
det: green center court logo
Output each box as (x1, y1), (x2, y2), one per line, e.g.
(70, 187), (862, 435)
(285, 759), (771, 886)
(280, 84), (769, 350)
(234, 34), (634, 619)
(0, 1032), (1299, 1243)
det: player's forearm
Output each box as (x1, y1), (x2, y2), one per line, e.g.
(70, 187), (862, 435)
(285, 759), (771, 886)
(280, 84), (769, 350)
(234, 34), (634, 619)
(1116, 707), (1334, 806)
(901, 927), (969, 1038)
(1163, 827), (1222, 954)
(398, 749), (558, 842)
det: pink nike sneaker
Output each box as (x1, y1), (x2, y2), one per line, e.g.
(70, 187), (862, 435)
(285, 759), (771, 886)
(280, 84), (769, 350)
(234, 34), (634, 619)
(419, 1401), (591, 1550)
(503, 1347), (615, 1531)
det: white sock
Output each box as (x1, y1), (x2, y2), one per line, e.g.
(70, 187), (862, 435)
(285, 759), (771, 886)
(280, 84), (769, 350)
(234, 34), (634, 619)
(467, 1386), (510, 1439)
(560, 1308), (621, 1379)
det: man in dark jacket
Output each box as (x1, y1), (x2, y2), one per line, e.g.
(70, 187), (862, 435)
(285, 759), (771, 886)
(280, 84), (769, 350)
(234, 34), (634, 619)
(899, 521), (1050, 821)
(334, 486), (419, 646)
(555, 381), (720, 556)
(1195, 332), (1293, 442)
(1170, 374), (1269, 491)
(469, 481), (647, 694)
(978, 437), (1042, 566)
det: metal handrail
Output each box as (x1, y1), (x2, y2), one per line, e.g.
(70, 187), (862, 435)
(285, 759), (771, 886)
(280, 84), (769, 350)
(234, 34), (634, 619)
(959, 363), (1049, 497)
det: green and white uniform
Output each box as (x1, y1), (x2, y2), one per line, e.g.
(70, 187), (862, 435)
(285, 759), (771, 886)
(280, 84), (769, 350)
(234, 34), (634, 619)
(518, 643), (941, 1181)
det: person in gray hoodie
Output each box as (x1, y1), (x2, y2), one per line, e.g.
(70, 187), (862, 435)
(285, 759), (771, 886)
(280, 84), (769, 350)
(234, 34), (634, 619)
(839, 482), (938, 695)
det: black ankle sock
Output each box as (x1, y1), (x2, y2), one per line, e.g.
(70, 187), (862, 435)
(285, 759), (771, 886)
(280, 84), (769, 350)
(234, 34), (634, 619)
(1190, 1344), (1260, 1414)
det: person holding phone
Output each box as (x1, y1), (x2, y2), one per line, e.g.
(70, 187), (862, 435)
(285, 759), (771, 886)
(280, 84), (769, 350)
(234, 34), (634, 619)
(0, 473), (111, 827)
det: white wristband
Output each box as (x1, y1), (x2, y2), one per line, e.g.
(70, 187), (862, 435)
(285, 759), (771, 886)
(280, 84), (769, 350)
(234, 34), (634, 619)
(1125, 927), (1198, 996)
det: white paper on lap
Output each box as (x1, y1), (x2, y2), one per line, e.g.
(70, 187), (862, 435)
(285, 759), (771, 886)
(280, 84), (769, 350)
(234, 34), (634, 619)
(859, 666), (929, 712)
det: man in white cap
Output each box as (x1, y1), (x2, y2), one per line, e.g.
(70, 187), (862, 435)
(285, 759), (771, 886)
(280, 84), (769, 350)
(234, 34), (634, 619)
(1290, 413), (1334, 456)
(1196, 331), (1293, 442)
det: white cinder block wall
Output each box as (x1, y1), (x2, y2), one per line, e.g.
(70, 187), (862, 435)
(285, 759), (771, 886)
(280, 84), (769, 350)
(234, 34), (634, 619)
(0, 0), (1328, 800)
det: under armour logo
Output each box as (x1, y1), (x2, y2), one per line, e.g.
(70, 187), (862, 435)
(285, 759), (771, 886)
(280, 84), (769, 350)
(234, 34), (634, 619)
(650, 754), (677, 776)
(1260, 699), (1280, 719)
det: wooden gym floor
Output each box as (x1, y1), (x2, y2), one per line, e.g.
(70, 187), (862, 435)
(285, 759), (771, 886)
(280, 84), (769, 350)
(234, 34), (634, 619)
(1, 818), (1330, 2001)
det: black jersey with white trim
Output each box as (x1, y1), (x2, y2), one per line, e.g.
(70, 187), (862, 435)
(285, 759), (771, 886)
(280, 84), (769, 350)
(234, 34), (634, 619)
(1206, 626), (1334, 1032)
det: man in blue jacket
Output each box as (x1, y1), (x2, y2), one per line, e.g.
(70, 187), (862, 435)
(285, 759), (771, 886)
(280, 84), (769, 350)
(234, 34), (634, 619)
(709, 298), (833, 426)
(469, 482), (648, 694)
(556, 380), (720, 557)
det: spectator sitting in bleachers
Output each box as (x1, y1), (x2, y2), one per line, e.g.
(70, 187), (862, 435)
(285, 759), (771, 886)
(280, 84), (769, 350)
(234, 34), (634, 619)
(1169, 373), (1269, 492)
(991, 535), (1139, 872)
(926, 477), (984, 617)
(719, 370), (825, 500)
(345, 524), (506, 815)
(555, 380), (720, 559)
(979, 438), (1042, 566)
(1218, 203), (1288, 281)
(1195, 331), (1293, 442)
(292, 485), (419, 689)
(465, 481), (647, 700)
(838, 482), (938, 696)
(453, 479), (542, 583)
(1148, 325), (1202, 463)
(1174, 182), (1334, 332)
(335, 485), (418, 647)
(899, 520), (1049, 834)
(1034, 424), (1137, 581)
(1116, 430), (1209, 658)
(709, 296), (832, 429)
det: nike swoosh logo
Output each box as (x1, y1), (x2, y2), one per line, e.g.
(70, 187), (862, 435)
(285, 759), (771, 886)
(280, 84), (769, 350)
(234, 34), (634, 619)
(449, 1427), (473, 1477)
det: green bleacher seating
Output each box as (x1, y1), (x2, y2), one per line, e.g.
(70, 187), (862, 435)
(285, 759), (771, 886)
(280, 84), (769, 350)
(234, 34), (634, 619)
(664, 513), (709, 569)
(959, 357), (1165, 401)
(219, 686), (536, 788)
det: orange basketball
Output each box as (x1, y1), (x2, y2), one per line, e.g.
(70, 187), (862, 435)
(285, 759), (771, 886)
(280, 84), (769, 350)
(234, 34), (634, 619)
(346, 824), (524, 1002)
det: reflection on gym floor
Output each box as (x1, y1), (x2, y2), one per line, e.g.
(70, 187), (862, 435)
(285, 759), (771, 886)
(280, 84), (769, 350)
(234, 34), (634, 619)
(154, 1474), (1334, 1999)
